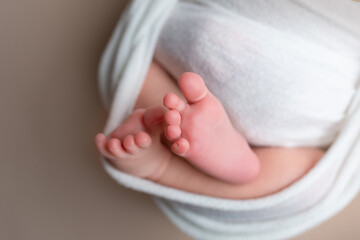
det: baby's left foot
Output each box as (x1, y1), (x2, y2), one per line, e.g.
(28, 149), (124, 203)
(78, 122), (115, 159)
(163, 72), (260, 183)
(95, 106), (172, 180)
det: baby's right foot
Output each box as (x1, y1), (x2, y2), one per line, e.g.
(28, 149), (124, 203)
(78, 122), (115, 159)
(163, 72), (260, 184)
(95, 106), (172, 180)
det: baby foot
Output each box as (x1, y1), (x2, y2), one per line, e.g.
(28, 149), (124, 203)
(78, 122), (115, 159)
(95, 106), (172, 180)
(163, 72), (260, 184)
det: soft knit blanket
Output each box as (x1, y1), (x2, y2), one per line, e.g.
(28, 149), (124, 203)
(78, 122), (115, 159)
(98, 0), (360, 239)
(153, 1), (359, 148)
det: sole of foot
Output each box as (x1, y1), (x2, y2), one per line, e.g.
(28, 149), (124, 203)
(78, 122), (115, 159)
(163, 72), (260, 184)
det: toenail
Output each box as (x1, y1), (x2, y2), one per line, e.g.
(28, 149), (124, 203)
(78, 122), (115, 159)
(175, 142), (180, 150)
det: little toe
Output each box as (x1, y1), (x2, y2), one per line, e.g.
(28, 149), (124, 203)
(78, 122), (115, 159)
(134, 131), (152, 148)
(171, 138), (190, 156)
(95, 134), (117, 159)
(95, 133), (106, 148)
(165, 110), (181, 125)
(107, 138), (129, 158)
(163, 93), (186, 112)
(122, 135), (140, 154)
(178, 72), (208, 104)
(165, 125), (182, 142)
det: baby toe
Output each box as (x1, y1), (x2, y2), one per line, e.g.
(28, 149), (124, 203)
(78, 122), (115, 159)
(165, 109), (181, 125)
(107, 138), (128, 158)
(95, 133), (106, 150)
(163, 93), (186, 112)
(171, 138), (190, 156)
(165, 125), (181, 142)
(123, 135), (140, 154)
(95, 134), (118, 160)
(134, 131), (152, 148)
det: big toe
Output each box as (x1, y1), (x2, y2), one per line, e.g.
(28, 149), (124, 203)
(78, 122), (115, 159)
(178, 72), (208, 104)
(143, 105), (165, 133)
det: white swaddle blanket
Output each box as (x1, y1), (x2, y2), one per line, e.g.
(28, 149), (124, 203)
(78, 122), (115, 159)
(98, 0), (360, 239)
(154, 1), (359, 148)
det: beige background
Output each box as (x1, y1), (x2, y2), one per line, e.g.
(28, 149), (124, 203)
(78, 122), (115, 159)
(0, 0), (359, 239)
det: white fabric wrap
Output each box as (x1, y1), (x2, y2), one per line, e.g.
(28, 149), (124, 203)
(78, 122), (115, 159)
(98, 0), (360, 239)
